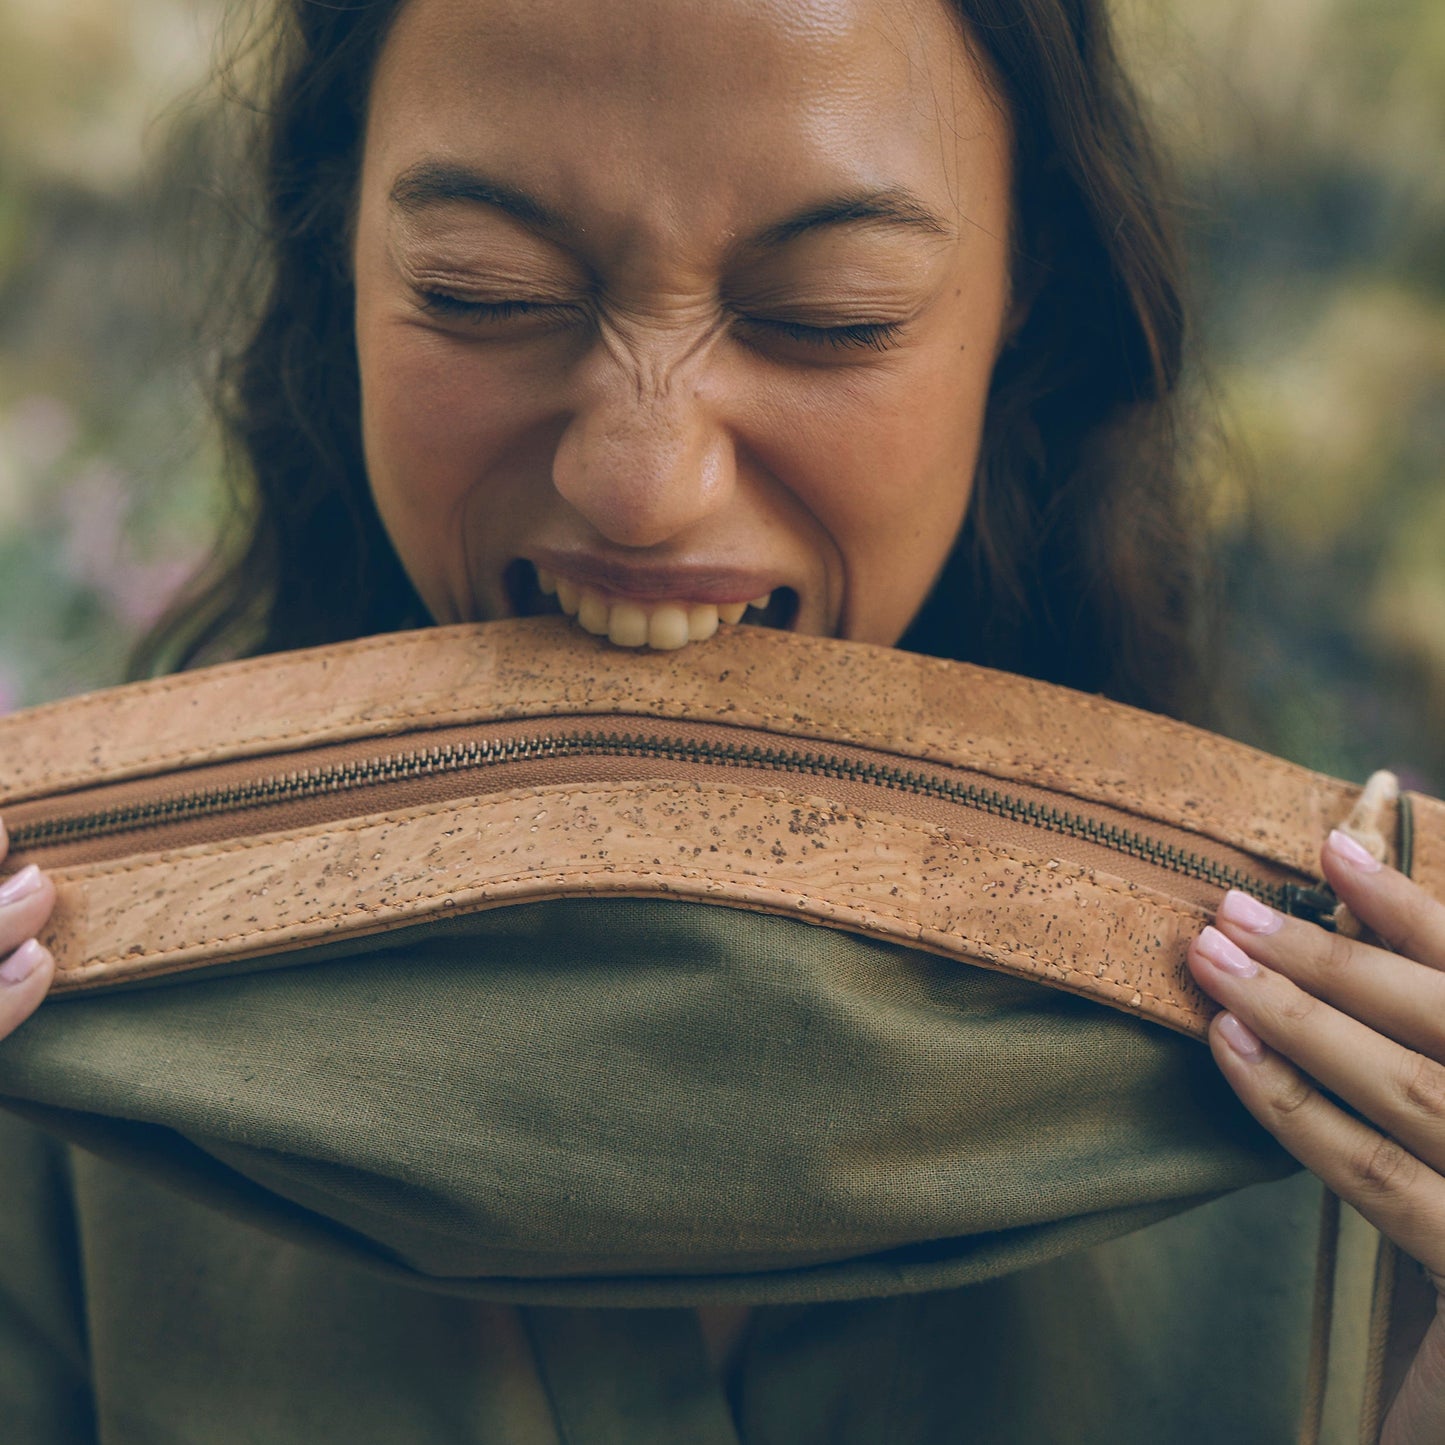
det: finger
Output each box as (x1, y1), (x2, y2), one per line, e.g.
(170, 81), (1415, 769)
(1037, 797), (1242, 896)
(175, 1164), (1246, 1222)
(1191, 927), (1445, 1180)
(0, 814), (8, 867)
(1322, 828), (1445, 971)
(1207, 1011), (1445, 1278)
(0, 938), (54, 1039)
(1213, 888), (1445, 1061)
(0, 864), (56, 958)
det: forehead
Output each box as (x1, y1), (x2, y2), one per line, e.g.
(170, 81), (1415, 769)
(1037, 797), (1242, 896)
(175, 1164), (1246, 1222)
(366, 0), (1008, 252)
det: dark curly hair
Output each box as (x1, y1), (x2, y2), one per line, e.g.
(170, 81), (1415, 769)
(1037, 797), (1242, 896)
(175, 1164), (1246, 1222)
(134, 0), (1216, 721)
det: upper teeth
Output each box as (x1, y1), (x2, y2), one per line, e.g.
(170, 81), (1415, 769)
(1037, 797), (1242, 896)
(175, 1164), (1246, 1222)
(534, 566), (773, 649)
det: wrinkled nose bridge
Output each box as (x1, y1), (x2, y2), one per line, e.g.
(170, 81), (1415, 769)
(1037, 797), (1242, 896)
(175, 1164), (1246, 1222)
(551, 332), (731, 547)
(602, 314), (717, 418)
(621, 334), (688, 406)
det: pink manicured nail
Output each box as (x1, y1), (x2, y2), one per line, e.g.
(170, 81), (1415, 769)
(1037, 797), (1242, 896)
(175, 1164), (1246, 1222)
(0, 939), (46, 985)
(0, 865), (42, 906)
(1328, 830), (1382, 873)
(1218, 889), (1283, 935)
(1197, 926), (1260, 978)
(1217, 1012), (1264, 1061)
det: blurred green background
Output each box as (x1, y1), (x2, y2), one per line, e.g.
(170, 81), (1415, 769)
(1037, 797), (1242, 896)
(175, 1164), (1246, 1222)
(0, 0), (1442, 792)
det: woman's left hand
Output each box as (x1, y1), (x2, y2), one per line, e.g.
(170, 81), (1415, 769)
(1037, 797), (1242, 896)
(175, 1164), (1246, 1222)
(1188, 828), (1445, 1445)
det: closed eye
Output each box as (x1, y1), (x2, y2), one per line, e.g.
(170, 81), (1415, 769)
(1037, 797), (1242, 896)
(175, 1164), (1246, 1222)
(735, 316), (905, 353)
(414, 291), (903, 354)
(415, 291), (587, 330)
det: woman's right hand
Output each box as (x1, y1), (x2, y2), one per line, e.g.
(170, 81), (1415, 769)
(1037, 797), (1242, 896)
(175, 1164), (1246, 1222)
(0, 816), (56, 1038)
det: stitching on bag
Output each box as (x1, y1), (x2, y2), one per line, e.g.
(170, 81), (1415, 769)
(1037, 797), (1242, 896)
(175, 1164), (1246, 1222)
(57, 780), (1206, 1014)
(5, 627), (466, 725)
(7, 626), (1333, 837)
(76, 861), (1202, 1024)
(13, 704), (1331, 874)
(14, 731), (1326, 867)
(58, 778), (1207, 928)
(2, 630), (485, 797)
(70, 872), (1204, 1030)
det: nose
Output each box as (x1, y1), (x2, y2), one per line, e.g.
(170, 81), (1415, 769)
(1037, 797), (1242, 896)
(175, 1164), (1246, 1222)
(551, 342), (734, 548)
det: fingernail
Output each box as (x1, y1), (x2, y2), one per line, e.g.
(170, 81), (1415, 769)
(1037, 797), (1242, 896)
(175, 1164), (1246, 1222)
(1219, 888), (1283, 935)
(1217, 1012), (1264, 1061)
(0, 865), (42, 906)
(1328, 830), (1383, 873)
(0, 939), (47, 985)
(1197, 925), (1260, 978)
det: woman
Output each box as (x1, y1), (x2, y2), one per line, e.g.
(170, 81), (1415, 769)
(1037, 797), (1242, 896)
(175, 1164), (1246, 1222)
(3, 0), (1444, 1439)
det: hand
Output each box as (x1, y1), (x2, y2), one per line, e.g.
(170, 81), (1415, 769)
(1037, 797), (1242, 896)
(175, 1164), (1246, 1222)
(1187, 828), (1445, 1445)
(0, 816), (56, 1040)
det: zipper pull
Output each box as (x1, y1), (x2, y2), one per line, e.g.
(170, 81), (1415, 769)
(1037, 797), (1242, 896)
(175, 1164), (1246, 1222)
(1281, 883), (1340, 930)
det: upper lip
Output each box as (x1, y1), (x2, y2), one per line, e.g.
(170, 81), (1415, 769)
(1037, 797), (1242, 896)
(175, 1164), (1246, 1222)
(527, 550), (785, 605)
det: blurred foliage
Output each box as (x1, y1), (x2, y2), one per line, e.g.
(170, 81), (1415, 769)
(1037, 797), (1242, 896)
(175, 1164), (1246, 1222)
(0, 0), (223, 711)
(1120, 0), (1445, 790)
(0, 0), (1441, 792)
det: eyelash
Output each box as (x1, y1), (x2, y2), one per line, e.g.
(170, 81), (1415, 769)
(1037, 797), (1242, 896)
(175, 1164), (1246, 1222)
(417, 291), (904, 353)
(418, 293), (566, 324)
(740, 317), (904, 352)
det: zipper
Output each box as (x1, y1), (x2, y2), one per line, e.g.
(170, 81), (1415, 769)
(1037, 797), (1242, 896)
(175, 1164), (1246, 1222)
(9, 728), (1339, 926)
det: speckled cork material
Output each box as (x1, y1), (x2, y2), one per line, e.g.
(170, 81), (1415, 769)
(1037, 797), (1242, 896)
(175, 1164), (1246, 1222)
(2, 617), (1440, 1039)
(37, 780), (1215, 1034)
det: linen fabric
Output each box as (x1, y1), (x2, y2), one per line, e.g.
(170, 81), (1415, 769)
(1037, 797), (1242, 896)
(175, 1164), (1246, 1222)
(0, 898), (1345, 1440)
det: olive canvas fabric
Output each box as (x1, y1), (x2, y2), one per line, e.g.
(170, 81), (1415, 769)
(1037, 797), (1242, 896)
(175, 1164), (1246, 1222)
(0, 899), (1346, 1440)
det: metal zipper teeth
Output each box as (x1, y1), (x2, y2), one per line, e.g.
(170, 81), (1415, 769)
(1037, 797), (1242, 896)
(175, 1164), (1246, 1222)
(11, 730), (1335, 920)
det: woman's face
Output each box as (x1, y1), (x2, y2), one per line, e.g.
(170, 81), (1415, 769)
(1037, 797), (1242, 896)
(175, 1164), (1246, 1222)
(354, 0), (1014, 650)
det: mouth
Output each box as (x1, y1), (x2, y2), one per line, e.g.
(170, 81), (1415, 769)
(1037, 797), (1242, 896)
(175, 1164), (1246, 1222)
(504, 559), (799, 649)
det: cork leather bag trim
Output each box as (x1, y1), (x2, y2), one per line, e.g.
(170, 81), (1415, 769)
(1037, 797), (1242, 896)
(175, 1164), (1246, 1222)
(2, 617), (1441, 1041)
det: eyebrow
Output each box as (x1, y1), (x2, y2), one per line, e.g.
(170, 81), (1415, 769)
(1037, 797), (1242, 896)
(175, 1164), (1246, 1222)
(389, 162), (951, 248)
(751, 190), (954, 247)
(389, 163), (573, 239)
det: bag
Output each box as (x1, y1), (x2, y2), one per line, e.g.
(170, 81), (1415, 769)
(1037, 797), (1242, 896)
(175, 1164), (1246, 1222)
(6, 616), (1437, 1024)
(2, 617), (1442, 1441)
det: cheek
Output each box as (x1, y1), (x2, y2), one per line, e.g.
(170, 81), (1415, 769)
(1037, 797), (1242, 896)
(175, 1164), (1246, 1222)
(360, 320), (526, 505)
(356, 310), (559, 606)
(762, 348), (989, 645)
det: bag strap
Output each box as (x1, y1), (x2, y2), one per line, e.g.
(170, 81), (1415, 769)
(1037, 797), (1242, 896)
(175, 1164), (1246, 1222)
(1297, 783), (1427, 1445)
